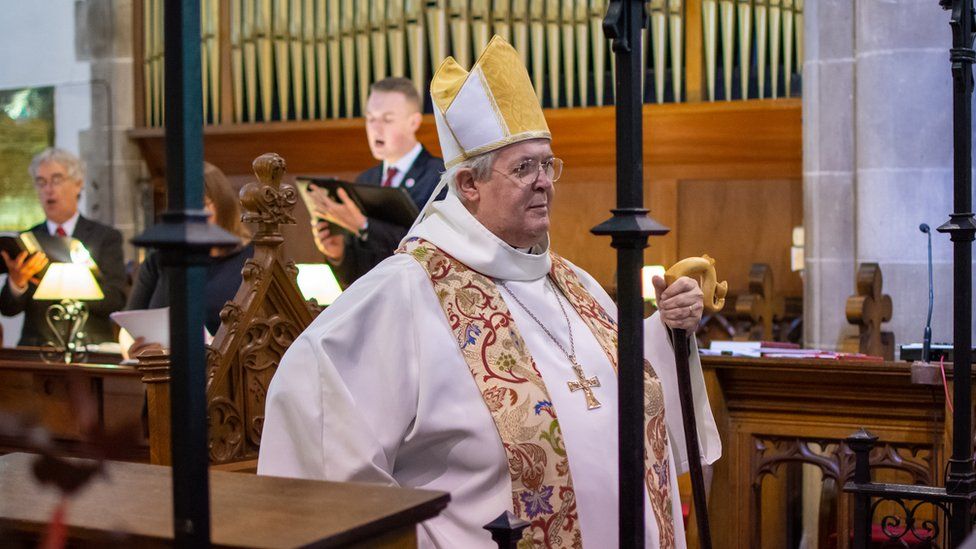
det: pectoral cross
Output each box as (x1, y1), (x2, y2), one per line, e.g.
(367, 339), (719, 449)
(567, 357), (601, 410)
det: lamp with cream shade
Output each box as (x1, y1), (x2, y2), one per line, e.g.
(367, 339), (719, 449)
(33, 262), (104, 363)
(641, 265), (667, 303)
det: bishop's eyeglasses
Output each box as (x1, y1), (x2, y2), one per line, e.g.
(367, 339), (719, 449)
(497, 157), (564, 186)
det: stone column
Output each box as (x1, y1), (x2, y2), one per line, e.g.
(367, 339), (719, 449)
(803, 0), (857, 350)
(804, 1), (960, 352)
(853, 1), (955, 351)
(76, 0), (145, 263)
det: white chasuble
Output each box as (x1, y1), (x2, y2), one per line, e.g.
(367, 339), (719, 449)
(257, 193), (721, 548)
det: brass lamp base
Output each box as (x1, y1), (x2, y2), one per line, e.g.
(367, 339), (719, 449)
(41, 299), (90, 364)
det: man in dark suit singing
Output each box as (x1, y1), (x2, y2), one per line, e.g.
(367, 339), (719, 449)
(0, 148), (126, 346)
(309, 77), (444, 287)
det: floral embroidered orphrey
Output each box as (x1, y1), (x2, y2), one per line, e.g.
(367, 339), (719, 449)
(400, 238), (676, 548)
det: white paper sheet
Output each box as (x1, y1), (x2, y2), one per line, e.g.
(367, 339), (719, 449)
(110, 307), (170, 348)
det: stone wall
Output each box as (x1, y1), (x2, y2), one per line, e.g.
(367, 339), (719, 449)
(804, 0), (960, 352)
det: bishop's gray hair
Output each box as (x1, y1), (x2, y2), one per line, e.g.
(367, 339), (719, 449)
(29, 147), (86, 182)
(440, 150), (498, 196)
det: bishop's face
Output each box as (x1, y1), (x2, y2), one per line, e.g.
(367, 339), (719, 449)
(469, 139), (556, 249)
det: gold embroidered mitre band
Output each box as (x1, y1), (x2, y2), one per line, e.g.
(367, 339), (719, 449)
(430, 35), (551, 168)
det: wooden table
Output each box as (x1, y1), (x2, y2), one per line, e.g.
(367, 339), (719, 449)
(699, 356), (955, 549)
(0, 452), (449, 547)
(0, 348), (146, 459)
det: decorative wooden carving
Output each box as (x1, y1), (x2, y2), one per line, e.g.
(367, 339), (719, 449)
(750, 435), (935, 548)
(207, 153), (317, 467)
(136, 348), (172, 466)
(841, 263), (894, 360)
(752, 436), (933, 490)
(139, 153), (320, 468)
(734, 263), (784, 341)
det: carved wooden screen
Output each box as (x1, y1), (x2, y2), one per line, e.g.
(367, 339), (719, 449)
(139, 153), (320, 468)
(207, 152), (319, 467)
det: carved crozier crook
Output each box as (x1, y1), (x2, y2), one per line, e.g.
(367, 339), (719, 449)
(664, 254), (727, 314)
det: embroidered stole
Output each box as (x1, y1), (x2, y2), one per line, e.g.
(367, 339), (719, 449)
(400, 239), (674, 548)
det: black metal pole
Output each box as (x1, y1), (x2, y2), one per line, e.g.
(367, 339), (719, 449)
(937, 0), (976, 545)
(594, 2), (669, 547)
(132, 0), (238, 545)
(162, 2), (209, 544)
(846, 429), (878, 549)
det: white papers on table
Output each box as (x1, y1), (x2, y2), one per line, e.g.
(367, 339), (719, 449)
(110, 307), (170, 348)
(708, 340), (762, 357)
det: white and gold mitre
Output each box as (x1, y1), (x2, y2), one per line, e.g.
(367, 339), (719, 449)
(430, 36), (550, 168)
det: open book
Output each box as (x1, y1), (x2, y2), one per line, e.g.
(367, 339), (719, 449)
(0, 231), (41, 274)
(296, 177), (421, 231)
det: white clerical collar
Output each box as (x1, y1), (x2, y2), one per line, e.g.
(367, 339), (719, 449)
(382, 142), (423, 186)
(47, 211), (80, 237)
(408, 191), (551, 281)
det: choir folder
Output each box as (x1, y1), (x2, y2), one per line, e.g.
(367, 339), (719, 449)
(296, 177), (420, 230)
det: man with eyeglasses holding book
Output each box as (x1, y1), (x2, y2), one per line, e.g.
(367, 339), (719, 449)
(260, 37), (720, 548)
(0, 148), (125, 347)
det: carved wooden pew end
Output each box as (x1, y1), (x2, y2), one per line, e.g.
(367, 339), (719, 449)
(141, 153), (319, 470)
(840, 263), (895, 360)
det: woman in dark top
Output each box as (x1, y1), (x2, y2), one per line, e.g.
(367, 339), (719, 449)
(125, 162), (253, 351)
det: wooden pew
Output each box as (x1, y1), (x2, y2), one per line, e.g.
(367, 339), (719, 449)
(0, 347), (146, 460)
(0, 452), (448, 547)
(138, 153), (320, 470)
(700, 355), (951, 549)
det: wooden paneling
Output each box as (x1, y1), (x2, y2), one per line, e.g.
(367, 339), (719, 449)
(677, 179), (803, 297)
(129, 99), (802, 290)
(0, 348), (146, 460)
(701, 356), (954, 549)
